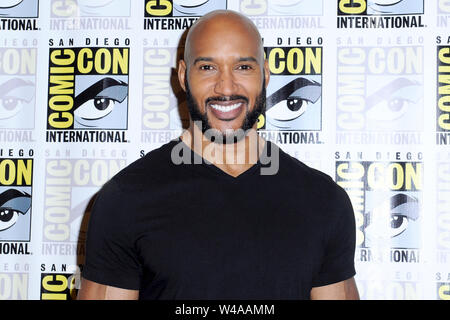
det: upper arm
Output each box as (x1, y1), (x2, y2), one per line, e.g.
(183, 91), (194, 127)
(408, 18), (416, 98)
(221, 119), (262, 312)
(77, 277), (139, 300)
(311, 186), (357, 288)
(310, 277), (359, 300)
(82, 181), (142, 292)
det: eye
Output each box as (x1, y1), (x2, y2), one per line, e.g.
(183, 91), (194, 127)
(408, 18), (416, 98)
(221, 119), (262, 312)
(237, 64), (252, 71)
(0, 97), (27, 120)
(388, 98), (406, 112)
(75, 97), (116, 120)
(366, 97), (411, 121)
(0, 78), (35, 121)
(73, 77), (128, 126)
(94, 97), (114, 111)
(265, 78), (321, 127)
(266, 98), (309, 123)
(287, 98), (304, 111)
(199, 64), (214, 71)
(366, 78), (421, 122)
(0, 189), (31, 232)
(0, 207), (21, 231)
(390, 214), (408, 237)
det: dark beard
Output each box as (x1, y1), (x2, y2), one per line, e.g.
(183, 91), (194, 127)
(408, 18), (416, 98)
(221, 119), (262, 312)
(184, 76), (266, 144)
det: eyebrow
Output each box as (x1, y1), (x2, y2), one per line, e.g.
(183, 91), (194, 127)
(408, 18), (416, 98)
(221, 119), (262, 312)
(365, 77), (419, 110)
(0, 78), (34, 97)
(74, 77), (128, 110)
(193, 56), (259, 65)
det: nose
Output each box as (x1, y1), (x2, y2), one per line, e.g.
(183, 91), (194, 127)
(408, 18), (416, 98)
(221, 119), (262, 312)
(214, 70), (238, 96)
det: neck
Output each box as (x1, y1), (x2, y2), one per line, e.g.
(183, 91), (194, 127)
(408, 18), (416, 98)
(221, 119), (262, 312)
(180, 123), (266, 177)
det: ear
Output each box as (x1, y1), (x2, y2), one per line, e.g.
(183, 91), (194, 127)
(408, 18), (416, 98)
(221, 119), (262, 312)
(263, 59), (270, 88)
(178, 59), (187, 92)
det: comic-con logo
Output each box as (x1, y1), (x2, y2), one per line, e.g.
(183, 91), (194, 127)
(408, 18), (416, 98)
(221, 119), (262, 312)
(335, 157), (422, 263)
(337, 0), (424, 28)
(0, 158), (33, 244)
(43, 157), (126, 245)
(258, 45), (322, 145)
(144, 0), (227, 30)
(437, 45), (450, 144)
(0, 0), (39, 30)
(46, 45), (129, 143)
(336, 42), (423, 144)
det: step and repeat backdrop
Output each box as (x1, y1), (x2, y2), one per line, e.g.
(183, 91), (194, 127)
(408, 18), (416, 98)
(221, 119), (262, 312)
(0, 0), (449, 300)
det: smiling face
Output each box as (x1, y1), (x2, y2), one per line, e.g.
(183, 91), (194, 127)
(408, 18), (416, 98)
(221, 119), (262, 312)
(178, 10), (269, 143)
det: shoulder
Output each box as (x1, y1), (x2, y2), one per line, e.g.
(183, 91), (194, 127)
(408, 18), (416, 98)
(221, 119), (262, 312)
(269, 142), (351, 209)
(109, 139), (179, 190)
(89, 140), (180, 217)
(91, 139), (180, 205)
(277, 144), (337, 188)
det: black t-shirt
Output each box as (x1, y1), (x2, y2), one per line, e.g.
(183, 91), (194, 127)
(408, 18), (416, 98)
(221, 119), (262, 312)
(82, 139), (356, 300)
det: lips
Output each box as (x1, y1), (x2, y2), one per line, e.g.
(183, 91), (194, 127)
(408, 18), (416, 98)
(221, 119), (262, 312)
(206, 96), (248, 121)
(208, 101), (244, 120)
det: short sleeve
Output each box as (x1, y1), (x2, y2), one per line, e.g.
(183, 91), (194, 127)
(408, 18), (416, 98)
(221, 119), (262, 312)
(312, 185), (356, 287)
(82, 179), (141, 290)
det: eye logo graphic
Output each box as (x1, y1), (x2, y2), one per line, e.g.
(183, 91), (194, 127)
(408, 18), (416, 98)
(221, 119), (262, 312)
(364, 193), (421, 248)
(365, 77), (423, 130)
(74, 77), (128, 129)
(47, 47), (129, 132)
(0, 78), (35, 129)
(264, 77), (322, 130)
(0, 0), (38, 17)
(266, 77), (322, 129)
(365, 77), (422, 131)
(367, 0), (423, 15)
(337, 0), (424, 15)
(173, 0), (215, 16)
(0, 0), (23, 7)
(0, 188), (31, 239)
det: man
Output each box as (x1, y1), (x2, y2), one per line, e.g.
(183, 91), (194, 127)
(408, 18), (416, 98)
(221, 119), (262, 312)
(78, 10), (359, 300)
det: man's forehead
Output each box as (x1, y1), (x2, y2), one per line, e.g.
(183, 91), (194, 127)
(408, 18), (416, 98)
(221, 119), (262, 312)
(184, 10), (263, 63)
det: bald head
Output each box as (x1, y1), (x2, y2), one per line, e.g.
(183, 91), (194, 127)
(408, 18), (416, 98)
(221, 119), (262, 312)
(183, 10), (264, 65)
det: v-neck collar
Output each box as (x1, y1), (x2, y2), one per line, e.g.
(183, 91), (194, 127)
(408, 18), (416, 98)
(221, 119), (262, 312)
(202, 156), (262, 180)
(175, 138), (268, 181)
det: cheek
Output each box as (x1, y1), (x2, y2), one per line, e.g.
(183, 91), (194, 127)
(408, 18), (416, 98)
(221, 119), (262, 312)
(187, 79), (207, 104)
(246, 83), (264, 101)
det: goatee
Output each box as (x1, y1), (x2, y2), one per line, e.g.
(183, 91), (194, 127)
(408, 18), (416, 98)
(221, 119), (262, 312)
(184, 77), (266, 144)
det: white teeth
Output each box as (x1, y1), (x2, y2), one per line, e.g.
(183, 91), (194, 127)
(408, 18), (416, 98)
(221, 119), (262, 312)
(210, 103), (241, 113)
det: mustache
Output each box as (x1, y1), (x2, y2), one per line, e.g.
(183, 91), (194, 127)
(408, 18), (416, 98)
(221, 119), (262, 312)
(205, 95), (249, 105)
